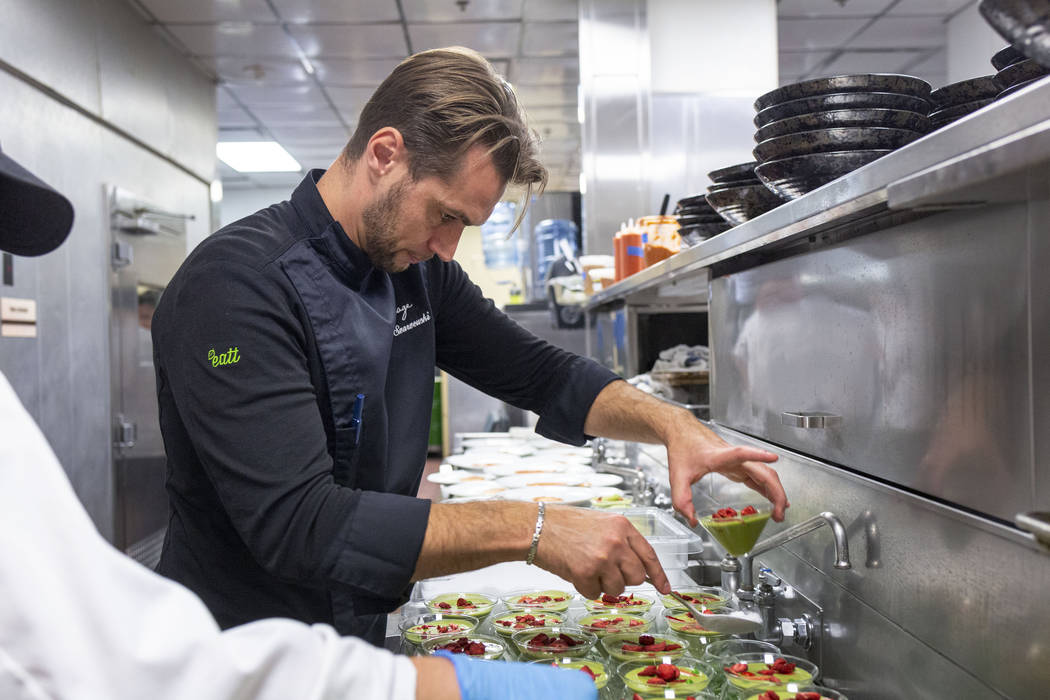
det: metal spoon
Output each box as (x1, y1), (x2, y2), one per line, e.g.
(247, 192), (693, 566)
(653, 582), (762, 636)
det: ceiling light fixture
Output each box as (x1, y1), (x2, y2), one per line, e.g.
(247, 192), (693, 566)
(216, 141), (301, 172)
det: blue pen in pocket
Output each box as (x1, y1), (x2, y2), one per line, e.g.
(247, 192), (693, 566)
(351, 393), (365, 445)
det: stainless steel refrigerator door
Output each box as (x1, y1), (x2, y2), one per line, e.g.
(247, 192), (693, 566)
(108, 186), (189, 563)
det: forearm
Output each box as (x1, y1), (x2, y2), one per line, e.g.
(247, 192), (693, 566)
(411, 500), (536, 581)
(410, 657), (461, 700)
(583, 379), (713, 446)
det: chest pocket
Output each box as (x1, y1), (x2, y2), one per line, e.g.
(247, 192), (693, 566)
(279, 245), (395, 488)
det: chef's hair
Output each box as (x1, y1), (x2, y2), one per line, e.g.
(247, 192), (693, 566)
(344, 46), (546, 227)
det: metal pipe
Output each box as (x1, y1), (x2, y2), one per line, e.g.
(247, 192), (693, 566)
(740, 511), (851, 591)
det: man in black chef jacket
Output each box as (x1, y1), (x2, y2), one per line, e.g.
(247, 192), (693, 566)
(152, 46), (788, 644)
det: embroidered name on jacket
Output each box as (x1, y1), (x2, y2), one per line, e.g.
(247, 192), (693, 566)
(393, 310), (431, 336)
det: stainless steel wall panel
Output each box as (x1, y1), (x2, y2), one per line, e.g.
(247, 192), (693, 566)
(711, 203), (1035, 522)
(0, 0), (214, 539)
(1028, 165), (1050, 513)
(0, 0), (102, 113)
(706, 425), (1050, 699)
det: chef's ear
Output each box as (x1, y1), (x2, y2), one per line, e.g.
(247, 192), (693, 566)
(364, 127), (407, 178)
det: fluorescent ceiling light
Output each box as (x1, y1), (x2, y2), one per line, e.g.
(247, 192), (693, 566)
(217, 141), (301, 172)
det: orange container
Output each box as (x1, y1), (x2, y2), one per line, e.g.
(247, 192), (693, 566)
(622, 230), (646, 277)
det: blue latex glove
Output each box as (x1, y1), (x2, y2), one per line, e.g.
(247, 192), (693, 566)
(434, 651), (598, 700)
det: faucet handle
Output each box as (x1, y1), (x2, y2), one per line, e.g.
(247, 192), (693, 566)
(758, 568), (781, 588)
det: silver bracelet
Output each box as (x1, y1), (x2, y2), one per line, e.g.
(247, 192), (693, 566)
(525, 502), (546, 565)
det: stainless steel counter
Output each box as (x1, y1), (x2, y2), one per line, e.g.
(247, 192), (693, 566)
(587, 75), (1050, 309)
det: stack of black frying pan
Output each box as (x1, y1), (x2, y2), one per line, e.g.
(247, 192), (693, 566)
(927, 76), (999, 130)
(673, 194), (731, 245)
(992, 46), (1049, 98)
(750, 74), (931, 200)
(980, 1), (1050, 73)
(703, 162), (785, 226)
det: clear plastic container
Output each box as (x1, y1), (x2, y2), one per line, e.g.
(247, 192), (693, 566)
(620, 507), (705, 569)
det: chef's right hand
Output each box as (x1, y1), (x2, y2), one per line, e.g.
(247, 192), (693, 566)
(436, 652), (597, 700)
(533, 505), (671, 598)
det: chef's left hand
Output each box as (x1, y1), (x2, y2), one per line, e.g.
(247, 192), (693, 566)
(664, 413), (787, 525)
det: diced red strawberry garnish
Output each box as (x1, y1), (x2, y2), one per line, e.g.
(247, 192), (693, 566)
(578, 665), (597, 680)
(435, 637), (487, 656)
(757, 668), (777, 676)
(647, 678), (667, 685)
(664, 643), (681, 651)
(621, 643), (643, 652)
(642, 642), (666, 652)
(629, 618), (643, 626)
(758, 692), (780, 700)
(632, 694), (644, 700)
(456, 597), (474, 608)
(727, 663), (748, 674)
(638, 665), (657, 677)
(437, 602), (451, 609)
(638, 634), (654, 645)
(795, 693), (821, 700)
(655, 664), (679, 682)
(601, 593), (619, 604)
(742, 505), (758, 515)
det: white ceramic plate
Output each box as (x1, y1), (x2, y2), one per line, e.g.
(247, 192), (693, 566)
(444, 452), (519, 470)
(445, 481), (508, 499)
(496, 472), (623, 489)
(500, 486), (597, 506)
(484, 460), (589, 477)
(426, 470), (494, 486)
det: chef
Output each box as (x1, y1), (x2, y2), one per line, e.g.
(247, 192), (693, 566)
(0, 144), (600, 699)
(152, 46), (788, 644)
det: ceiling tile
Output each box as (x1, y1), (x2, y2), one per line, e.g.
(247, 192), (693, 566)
(521, 21), (577, 57)
(887, 0), (972, 15)
(166, 22), (297, 57)
(208, 56), (312, 83)
(269, 125), (353, 146)
(778, 18), (868, 50)
(523, 0), (578, 21)
(217, 128), (269, 141)
(314, 58), (401, 86)
(905, 48), (949, 76)
(408, 22), (521, 55)
(777, 0), (893, 17)
(325, 86), (377, 115)
(848, 16), (946, 48)
(217, 104), (258, 129)
(401, 0), (524, 22)
(136, 0), (276, 23)
(250, 103), (343, 127)
(514, 83), (577, 107)
(288, 23), (408, 58)
(224, 83), (326, 106)
(779, 50), (835, 77)
(512, 57), (578, 84)
(821, 49), (928, 75)
(489, 58), (510, 77)
(270, 0), (400, 23)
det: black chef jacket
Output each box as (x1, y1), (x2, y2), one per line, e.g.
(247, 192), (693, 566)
(152, 170), (619, 643)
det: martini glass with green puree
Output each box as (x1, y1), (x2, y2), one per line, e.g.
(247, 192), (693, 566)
(699, 503), (772, 556)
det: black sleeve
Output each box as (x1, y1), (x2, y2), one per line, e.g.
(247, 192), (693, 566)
(156, 260), (429, 598)
(431, 261), (620, 445)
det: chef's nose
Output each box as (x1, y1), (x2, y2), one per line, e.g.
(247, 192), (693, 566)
(429, 226), (461, 262)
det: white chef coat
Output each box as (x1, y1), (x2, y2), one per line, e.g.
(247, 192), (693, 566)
(0, 371), (418, 700)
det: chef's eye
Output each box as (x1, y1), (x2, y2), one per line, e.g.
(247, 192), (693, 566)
(440, 213), (457, 224)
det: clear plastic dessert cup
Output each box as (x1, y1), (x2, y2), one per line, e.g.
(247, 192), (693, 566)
(574, 610), (653, 637)
(424, 592), (496, 620)
(488, 610), (565, 638)
(583, 591), (655, 615)
(420, 632), (508, 660)
(511, 625), (597, 660)
(617, 655), (718, 697)
(599, 631), (689, 663)
(721, 652), (819, 692)
(399, 613), (477, 647)
(501, 588), (574, 613)
(741, 687), (849, 700)
(660, 586), (731, 612)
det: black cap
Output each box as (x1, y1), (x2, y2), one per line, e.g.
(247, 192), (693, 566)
(0, 145), (74, 256)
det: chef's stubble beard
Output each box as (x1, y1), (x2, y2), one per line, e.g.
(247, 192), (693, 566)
(361, 179), (411, 273)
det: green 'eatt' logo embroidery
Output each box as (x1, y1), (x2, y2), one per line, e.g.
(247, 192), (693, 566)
(208, 347), (241, 367)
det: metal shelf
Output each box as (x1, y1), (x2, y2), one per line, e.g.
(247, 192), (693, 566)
(587, 76), (1050, 310)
